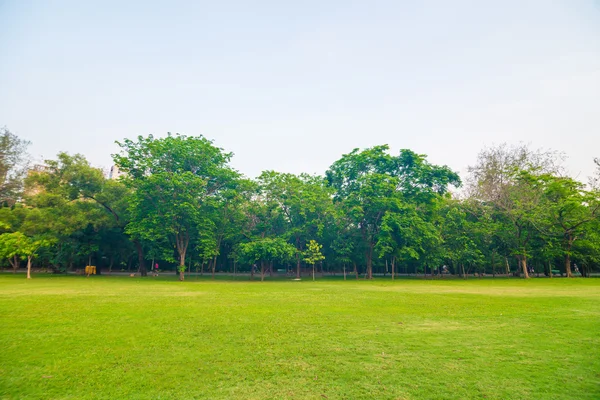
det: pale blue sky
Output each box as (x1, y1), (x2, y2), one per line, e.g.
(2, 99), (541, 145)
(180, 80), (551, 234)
(1, 0), (599, 180)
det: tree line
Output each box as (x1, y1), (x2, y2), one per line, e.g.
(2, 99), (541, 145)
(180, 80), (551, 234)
(1, 128), (599, 280)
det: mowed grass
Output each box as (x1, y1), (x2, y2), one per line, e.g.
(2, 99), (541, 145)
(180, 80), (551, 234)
(0, 275), (599, 399)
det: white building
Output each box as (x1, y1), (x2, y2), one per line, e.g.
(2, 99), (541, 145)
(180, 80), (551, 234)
(108, 165), (125, 180)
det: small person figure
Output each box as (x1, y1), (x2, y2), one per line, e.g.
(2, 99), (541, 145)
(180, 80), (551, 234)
(154, 262), (159, 276)
(574, 264), (580, 275)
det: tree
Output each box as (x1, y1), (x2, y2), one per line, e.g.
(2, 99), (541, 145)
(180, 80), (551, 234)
(303, 239), (325, 281)
(0, 205), (55, 278)
(440, 201), (485, 278)
(536, 174), (600, 277)
(377, 202), (441, 279)
(24, 153), (125, 274)
(326, 146), (460, 279)
(113, 134), (236, 281)
(0, 127), (30, 205)
(238, 237), (296, 281)
(0, 232), (52, 278)
(257, 171), (333, 279)
(467, 144), (562, 278)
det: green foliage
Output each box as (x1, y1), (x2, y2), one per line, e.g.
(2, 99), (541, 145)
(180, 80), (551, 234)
(302, 239), (325, 265)
(2, 131), (600, 279)
(238, 237), (296, 265)
(326, 145), (460, 278)
(114, 133), (236, 279)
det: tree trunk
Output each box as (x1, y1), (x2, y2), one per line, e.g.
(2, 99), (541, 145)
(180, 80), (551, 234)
(178, 249), (186, 281)
(312, 264), (315, 281)
(505, 257), (510, 277)
(296, 239), (301, 279)
(108, 255), (114, 275)
(260, 261), (265, 282)
(343, 264), (346, 280)
(26, 256), (32, 279)
(564, 253), (573, 278)
(461, 264), (466, 279)
(491, 252), (495, 278)
(201, 262), (205, 276)
(392, 257), (395, 281)
(365, 244), (374, 279)
(565, 236), (574, 278)
(212, 256), (217, 280)
(10, 255), (18, 273)
(353, 262), (359, 280)
(519, 255), (530, 279)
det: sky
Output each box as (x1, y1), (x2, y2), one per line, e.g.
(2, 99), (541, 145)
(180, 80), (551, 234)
(0, 0), (599, 181)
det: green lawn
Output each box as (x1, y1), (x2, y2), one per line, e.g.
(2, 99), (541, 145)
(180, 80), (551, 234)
(0, 274), (599, 399)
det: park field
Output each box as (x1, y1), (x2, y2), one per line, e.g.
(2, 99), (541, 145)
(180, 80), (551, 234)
(0, 275), (599, 399)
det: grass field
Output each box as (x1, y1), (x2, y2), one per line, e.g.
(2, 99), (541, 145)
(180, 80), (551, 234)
(0, 274), (599, 399)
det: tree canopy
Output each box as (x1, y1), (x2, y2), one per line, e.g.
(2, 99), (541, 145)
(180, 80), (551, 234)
(1, 130), (599, 281)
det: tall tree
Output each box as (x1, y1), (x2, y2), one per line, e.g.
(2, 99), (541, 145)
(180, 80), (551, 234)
(113, 134), (236, 281)
(0, 127), (30, 205)
(467, 144), (562, 278)
(25, 153), (132, 274)
(536, 174), (600, 277)
(257, 171), (333, 279)
(326, 146), (460, 279)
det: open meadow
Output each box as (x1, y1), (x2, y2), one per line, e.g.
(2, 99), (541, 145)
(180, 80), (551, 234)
(1, 274), (599, 399)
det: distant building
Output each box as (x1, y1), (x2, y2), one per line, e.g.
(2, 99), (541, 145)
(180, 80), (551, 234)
(109, 165), (125, 180)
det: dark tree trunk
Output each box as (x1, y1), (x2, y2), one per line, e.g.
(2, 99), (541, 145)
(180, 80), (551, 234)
(366, 244), (374, 279)
(565, 235), (574, 278)
(10, 255), (19, 273)
(212, 256), (217, 280)
(296, 238), (301, 279)
(134, 240), (147, 277)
